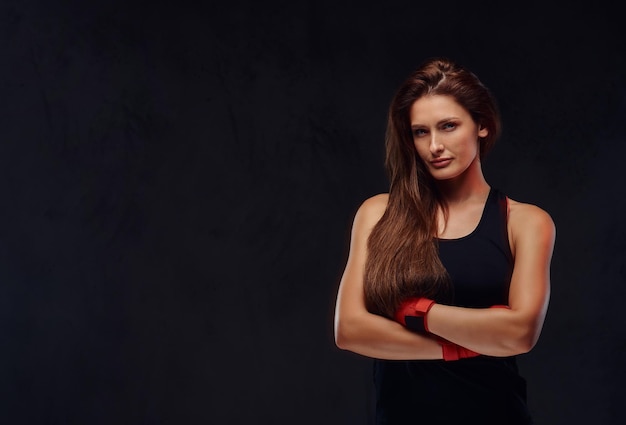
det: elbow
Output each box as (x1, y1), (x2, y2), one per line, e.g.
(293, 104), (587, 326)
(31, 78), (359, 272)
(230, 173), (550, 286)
(507, 325), (542, 355)
(334, 330), (349, 351)
(333, 315), (359, 351)
(334, 321), (351, 350)
(512, 337), (536, 355)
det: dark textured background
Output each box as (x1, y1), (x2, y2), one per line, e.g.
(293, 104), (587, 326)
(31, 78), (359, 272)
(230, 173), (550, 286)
(1, 0), (624, 424)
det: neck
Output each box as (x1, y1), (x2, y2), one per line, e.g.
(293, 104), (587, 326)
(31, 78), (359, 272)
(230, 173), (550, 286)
(434, 159), (490, 205)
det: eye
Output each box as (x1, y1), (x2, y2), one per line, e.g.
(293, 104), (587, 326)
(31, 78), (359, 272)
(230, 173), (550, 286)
(441, 122), (457, 131)
(412, 128), (427, 137)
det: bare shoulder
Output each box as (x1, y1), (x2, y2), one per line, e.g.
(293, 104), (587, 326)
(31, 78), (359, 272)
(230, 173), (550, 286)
(353, 193), (389, 232)
(507, 197), (556, 240)
(359, 193), (389, 215)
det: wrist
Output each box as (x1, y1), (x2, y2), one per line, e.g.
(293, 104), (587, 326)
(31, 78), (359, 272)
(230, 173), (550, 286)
(395, 297), (435, 333)
(414, 297), (435, 332)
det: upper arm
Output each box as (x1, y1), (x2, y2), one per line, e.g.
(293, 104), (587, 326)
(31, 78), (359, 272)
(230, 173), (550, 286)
(507, 201), (556, 329)
(334, 194), (388, 322)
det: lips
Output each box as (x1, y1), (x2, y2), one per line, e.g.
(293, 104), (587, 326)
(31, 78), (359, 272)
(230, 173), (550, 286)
(430, 158), (452, 168)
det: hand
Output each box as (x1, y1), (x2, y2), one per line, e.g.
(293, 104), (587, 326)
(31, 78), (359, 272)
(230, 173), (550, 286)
(394, 297), (435, 333)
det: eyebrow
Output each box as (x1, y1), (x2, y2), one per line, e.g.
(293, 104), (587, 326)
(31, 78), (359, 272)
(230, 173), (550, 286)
(410, 117), (461, 128)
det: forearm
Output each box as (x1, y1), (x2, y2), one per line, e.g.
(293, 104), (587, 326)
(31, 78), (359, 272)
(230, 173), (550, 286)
(335, 312), (443, 360)
(426, 304), (542, 357)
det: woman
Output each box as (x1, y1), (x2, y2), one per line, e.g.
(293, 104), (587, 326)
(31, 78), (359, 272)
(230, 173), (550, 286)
(333, 57), (556, 424)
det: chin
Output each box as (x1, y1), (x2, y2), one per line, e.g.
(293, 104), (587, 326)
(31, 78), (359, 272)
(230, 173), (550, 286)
(430, 170), (461, 180)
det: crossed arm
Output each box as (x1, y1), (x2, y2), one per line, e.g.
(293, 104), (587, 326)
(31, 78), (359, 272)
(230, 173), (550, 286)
(333, 194), (556, 360)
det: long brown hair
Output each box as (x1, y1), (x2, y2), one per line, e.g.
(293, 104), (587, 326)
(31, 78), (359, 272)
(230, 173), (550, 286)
(363, 57), (501, 318)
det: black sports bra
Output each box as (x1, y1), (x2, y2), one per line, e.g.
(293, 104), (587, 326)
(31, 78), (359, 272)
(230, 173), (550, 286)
(437, 188), (514, 308)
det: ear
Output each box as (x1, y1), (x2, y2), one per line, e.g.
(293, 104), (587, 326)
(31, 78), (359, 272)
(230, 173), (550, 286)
(478, 125), (488, 138)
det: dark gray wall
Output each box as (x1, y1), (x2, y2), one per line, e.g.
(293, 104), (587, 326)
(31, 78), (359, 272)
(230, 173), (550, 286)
(1, 0), (624, 424)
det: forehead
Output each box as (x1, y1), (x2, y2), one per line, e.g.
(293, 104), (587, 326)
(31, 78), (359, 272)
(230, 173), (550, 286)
(409, 94), (471, 125)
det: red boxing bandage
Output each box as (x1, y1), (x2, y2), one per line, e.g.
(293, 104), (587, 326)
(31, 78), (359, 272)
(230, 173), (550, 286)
(394, 297), (436, 333)
(441, 341), (480, 361)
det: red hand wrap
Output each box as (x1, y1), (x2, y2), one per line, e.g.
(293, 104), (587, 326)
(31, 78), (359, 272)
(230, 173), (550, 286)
(441, 341), (480, 361)
(394, 297), (436, 333)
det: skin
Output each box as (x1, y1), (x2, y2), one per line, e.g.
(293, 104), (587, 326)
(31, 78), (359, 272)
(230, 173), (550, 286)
(334, 94), (556, 359)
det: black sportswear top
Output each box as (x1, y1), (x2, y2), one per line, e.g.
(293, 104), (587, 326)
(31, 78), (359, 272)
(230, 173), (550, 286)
(373, 188), (534, 425)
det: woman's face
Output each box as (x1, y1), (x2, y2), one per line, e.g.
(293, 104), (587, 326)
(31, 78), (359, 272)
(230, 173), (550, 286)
(410, 94), (488, 181)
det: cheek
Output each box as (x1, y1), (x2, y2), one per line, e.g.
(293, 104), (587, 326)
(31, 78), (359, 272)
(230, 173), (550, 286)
(458, 136), (480, 156)
(413, 141), (429, 159)
(470, 139), (481, 156)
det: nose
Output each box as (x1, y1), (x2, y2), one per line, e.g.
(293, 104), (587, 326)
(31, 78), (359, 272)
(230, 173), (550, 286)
(429, 134), (444, 155)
